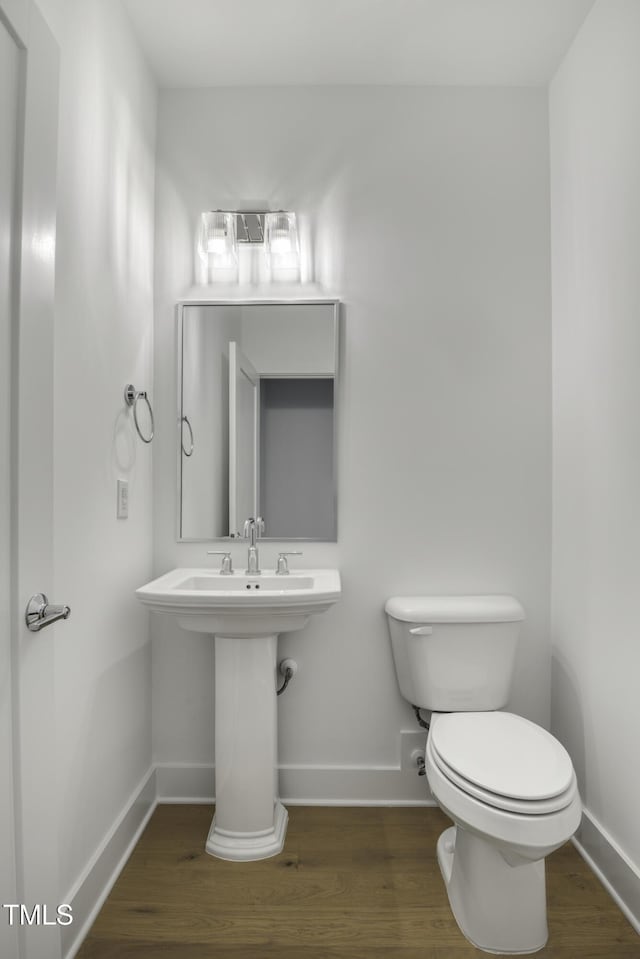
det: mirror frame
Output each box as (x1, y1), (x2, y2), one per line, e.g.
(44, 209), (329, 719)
(175, 298), (340, 543)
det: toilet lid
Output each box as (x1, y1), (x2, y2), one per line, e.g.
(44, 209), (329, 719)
(428, 740), (578, 815)
(430, 712), (574, 803)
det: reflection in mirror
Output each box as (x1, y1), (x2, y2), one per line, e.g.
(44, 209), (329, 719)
(178, 300), (339, 542)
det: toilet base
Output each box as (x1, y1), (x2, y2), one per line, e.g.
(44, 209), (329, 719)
(437, 826), (548, 955)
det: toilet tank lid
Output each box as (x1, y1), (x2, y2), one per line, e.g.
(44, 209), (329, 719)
(385, 594), (525, 623)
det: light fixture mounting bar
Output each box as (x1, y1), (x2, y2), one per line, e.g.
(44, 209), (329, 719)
(235, 211), (266, 244)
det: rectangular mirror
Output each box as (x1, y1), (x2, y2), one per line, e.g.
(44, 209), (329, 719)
(177, 300), (339, 541)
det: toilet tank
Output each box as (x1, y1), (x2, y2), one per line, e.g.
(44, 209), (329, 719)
(385, 595), (525, 712)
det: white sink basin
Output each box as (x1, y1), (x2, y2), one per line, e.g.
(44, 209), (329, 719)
(136, 565), (341, 863)
(136, 567), (340, 636)
(175, 573), (314, 591)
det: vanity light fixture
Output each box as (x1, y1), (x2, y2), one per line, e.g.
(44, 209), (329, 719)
(197, 209), (300, 280)
(265, 211), (300, 275)
(197, 211), (238, 269)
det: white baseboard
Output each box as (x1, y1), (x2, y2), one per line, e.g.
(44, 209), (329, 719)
(281, 763), (434, 805)
(155, 761), (435, 807)
(572, 808), (640, 935)
(62, 767), (157, 959)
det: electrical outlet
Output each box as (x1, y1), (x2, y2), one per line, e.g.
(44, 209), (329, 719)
(117, 479), (129, 519)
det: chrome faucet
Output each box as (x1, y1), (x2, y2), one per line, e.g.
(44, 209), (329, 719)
(243, 516), (264, 574)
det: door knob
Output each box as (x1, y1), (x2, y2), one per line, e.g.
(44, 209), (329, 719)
(25, 594), (71, 632)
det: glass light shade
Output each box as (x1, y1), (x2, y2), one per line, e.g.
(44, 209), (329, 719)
(197, 211), (238, 269)
(265, 212), (300, 274)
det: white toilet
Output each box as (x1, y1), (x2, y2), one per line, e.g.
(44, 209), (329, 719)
(385, 595), (581, 955)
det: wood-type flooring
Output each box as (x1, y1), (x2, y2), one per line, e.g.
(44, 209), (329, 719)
(76, 804), (640, 958)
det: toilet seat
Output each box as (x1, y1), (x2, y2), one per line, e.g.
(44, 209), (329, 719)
(430, 712), (576, 815)
(430, 743), (578, 815)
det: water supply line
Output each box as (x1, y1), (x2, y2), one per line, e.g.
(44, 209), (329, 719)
(277, 658), (297, 696)
(410, 706), (430, 777)
(412, 704), (430, 730)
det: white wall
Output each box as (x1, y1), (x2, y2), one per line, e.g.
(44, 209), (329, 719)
(550, 0), (640, 921)
(36, 0), (157, 903)
(152, 86), (552, 798)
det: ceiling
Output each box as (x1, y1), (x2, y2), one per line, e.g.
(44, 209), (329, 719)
(121, 0), (595, 88)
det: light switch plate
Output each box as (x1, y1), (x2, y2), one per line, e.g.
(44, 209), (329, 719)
(117, 479), (129, 519)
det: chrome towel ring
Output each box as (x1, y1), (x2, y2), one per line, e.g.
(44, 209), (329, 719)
(181, 415), (194, 456)
(124, 384), (154, 444)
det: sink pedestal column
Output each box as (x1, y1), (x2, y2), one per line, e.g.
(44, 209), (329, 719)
(206, 633), (288, 861)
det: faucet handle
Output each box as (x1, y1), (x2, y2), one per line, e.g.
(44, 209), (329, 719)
(275, 551), (302, 575)
(207, 550), (234, 574)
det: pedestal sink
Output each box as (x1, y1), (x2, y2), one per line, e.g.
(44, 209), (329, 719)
(136, 567), (341, 861)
